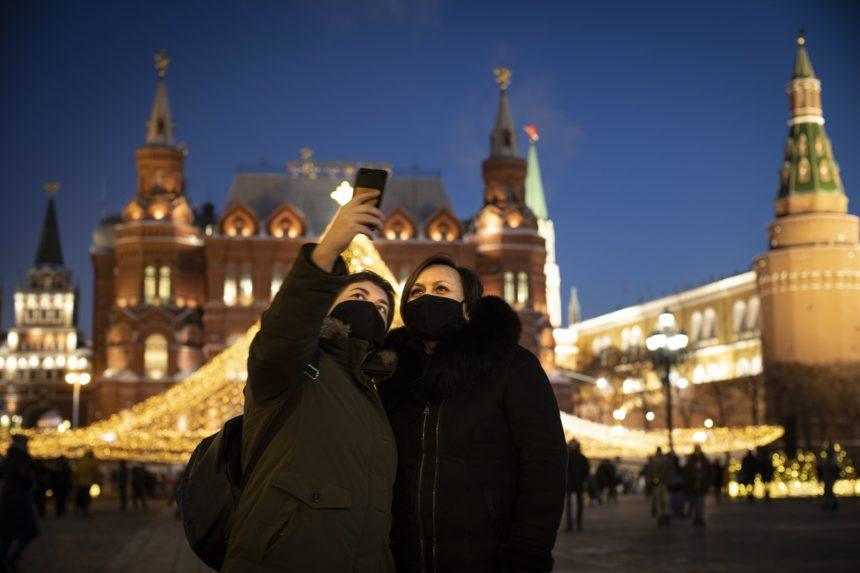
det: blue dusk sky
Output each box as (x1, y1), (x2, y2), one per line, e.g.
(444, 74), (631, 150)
(2, 0), (858, 336)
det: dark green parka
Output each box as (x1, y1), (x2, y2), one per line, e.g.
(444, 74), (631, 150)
(222, 244), (397, 573)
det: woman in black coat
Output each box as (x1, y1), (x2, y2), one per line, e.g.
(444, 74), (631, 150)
(381, 255), (567, 573)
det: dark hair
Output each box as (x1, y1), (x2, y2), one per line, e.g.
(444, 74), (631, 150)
(342, 271), (396, 327)
(400, 254), (483, 318)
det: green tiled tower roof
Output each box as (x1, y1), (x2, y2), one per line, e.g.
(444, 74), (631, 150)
(524, 127), (549, 219)
(777, 34), (844, 200)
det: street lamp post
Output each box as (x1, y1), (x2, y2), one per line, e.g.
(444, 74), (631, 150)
(645, 309), (688, 453)
(65, 371), (91, 428)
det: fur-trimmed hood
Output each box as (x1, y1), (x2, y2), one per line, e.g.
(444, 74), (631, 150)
(385, 295), (522, 399)
(320, 316), (397, 379)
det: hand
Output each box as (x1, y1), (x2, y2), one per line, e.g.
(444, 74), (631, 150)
(312, 187), (383, 271)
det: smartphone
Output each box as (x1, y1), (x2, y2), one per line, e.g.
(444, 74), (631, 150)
(353, 168), (388, 208)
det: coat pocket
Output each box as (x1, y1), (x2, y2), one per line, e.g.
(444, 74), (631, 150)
(261, 470), (356, 567)
(271, 470), (352, 509)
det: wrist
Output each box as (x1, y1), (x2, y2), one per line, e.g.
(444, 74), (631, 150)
(311, 242), (338, 272)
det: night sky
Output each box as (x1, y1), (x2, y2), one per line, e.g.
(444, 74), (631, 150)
(2, 1), (858, 338)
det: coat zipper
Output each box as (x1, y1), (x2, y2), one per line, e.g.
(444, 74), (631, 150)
(430, 401), (444, 573)
(416, 403), (431, 573)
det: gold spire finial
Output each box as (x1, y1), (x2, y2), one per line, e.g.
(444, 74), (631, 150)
(43, 181), (61, 196)
(797, 29), (806, 46)
(154, 50), (170, 79)
(493, 67), (511, 91)
(299, 147), (314, 161)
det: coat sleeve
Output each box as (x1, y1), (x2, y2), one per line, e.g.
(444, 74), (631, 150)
(245, 243), (348, 404)
(501, 350), (567, 573)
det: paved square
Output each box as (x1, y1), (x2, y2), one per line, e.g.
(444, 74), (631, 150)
(14, 495), (860, 572)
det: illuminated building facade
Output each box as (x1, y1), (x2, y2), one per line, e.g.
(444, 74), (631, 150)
(89, 60), (553, 417)
(555, 36), (860, 450)
(0, 185), (91, 428)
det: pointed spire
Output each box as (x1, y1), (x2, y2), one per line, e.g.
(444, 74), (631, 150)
(792, 31), (817, 79)
(524, 124), (549, 219)
(35, 182), (64, 266)
(490, 67), (518, 158)
(145, 50), (176, 146)
(777, 33), (845, 213)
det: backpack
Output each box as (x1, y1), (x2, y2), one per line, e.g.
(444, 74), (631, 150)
(176, 355), (320, 571)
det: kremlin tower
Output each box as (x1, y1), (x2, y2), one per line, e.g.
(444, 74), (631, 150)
(754, 34), (860, 447)
(473, 69), (554, 366)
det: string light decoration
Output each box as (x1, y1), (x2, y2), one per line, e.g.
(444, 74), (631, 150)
(560, 412), (783, 460)
(2, 237), (782, 464)
(726, 444), (858, 499)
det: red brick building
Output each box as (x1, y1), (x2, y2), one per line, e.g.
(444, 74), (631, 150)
(88, 60), (555, 419)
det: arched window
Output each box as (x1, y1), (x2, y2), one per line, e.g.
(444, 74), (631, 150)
(732, 300), (746, 334)
(425, 209), (462, 242)
(689, 311), (702, 342)
(268, 205), (305, 239)
(745, 296), (760, 331)
(620, 328), (630, 351)
(239, 263), (254, 306)
(144, 266), (157, 304)
(223, 264), (237, 306)
(159, 266), (171, 302)
(383, 209), (416, 241)
(144, 334), (168, 380)
(503, 272), (515, 304)
(702, 308), (717, 340)
(516, 272), (529, 306)
(630, 326), (642, 347)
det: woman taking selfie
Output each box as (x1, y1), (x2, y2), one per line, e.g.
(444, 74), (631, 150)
(381, 255), (567, 573)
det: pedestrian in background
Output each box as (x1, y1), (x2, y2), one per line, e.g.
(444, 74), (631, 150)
(740, 449), (758, 502)
(72, 450), (101, 516)
(667, 451), (686, 518)
(31, 460), (50, 519)
(113, 460), (129, 512)
(640, 453), (656, 516)
(817, 444), (839, 512)
(711, 456), (724, 505)
(131, 465), (149, 511)
(684, 445), (711, 527)
(595, 458), (617, 504)
(0, 435), (39, 569)
(758, 448), (775, 501)
(565, 440), (590, 532)
(651, 447), (672, 527)
(52, 456), (72, 517)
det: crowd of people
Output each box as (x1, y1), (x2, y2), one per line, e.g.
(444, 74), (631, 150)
(0, 434), (177, 570)
(563, 442), (846, 533)
(640, 445), (718, 527)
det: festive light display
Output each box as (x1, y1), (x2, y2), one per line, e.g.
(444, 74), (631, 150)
(726, 445), (858, 499)
(559, 412), (783, 460)
(1, 237), (783, 464)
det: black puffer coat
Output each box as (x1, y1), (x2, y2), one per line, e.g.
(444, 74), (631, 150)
(381, 296), (567, 573)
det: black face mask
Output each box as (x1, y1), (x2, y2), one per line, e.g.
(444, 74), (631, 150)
(328, 300), (387, 348)
(402, 295), (466, 341)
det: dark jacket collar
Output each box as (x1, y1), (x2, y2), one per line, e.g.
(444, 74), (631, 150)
(320, 317), (397, 387)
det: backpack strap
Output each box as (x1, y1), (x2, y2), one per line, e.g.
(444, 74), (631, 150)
(238, 347), (321, 491)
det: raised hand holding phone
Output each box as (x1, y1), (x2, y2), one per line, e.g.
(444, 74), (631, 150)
(312, 187), (384, 271)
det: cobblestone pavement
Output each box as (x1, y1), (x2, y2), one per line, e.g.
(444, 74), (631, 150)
(14, 495), (860, 572)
